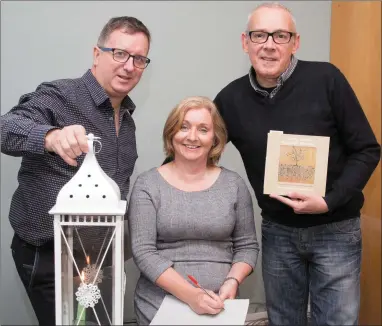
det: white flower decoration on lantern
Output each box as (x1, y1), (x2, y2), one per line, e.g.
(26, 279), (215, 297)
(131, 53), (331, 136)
(83, 264), (103, 285)
(76, 283), (101, 308)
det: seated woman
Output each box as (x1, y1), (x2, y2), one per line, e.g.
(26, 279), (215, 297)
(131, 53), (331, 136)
(128, 96), (259, 325)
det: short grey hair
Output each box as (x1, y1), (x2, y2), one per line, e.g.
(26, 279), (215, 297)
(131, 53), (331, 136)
(97, 16), (151, 46)
(246, 2), (297, 31)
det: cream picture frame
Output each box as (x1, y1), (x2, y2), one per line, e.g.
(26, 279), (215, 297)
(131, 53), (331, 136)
(263, 131), (330, 196)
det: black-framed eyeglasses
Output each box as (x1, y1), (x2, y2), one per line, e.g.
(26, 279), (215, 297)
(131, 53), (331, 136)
(98, 46), (151, 69)
(247, 30), (295, 44)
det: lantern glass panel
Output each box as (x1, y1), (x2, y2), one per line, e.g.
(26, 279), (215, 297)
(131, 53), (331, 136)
(59, 215), (119, 325)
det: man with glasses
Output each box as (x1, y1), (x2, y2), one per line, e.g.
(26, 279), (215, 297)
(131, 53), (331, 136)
(214, 3), (380, 325)
(1, 16), (151, 326)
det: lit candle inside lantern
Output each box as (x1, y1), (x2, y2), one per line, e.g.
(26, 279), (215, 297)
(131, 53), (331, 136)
(76, 271), (86, 325)
(86, 255), (90, 266)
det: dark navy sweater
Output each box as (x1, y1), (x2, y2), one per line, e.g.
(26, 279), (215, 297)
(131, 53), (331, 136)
(214, 60), (381, 227)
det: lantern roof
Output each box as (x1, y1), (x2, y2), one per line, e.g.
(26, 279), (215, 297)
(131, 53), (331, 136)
(49, 134), (127, 215)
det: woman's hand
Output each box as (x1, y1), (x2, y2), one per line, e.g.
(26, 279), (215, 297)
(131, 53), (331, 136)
(218, 279), (239, 300)
(187, 288), (225, 315)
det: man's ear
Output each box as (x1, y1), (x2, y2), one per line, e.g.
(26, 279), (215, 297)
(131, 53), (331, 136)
(291, 33), (300, 54)
(93, 46), (101, 66)
(241, 32), (249, 53)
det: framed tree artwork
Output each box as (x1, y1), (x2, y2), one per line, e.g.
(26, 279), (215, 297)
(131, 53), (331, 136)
(263, 131), (330, 196)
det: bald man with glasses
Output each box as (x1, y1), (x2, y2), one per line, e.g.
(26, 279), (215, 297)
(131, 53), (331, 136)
(214, 3), (380, 325)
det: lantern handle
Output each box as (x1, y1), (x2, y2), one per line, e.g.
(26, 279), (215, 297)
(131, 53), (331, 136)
(86, 133), (102, 154)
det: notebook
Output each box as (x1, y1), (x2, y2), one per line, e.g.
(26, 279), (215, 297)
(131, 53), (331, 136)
(150, 295), (249, 325)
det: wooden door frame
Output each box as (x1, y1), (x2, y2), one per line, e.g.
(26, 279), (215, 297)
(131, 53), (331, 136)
(330, 2), (381, 325)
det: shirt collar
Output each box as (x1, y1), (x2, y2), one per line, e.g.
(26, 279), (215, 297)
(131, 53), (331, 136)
(82, 69), (136, 114)
(249, 55), (298, 97)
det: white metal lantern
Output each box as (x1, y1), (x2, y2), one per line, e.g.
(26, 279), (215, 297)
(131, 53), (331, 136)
(49, 134), (126, 326)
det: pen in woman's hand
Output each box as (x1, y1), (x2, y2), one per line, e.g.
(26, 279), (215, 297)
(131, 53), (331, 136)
(187, 274), (225, 311)
(187, 275), (216, 300)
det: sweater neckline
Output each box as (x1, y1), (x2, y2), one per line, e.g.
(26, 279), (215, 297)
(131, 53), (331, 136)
(154, 166), (225, 193)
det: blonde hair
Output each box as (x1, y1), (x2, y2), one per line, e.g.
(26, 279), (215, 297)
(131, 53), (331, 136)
(163, 96), (227, 166)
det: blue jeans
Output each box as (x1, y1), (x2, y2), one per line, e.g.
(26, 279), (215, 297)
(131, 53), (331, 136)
(261, 217), (361, 326)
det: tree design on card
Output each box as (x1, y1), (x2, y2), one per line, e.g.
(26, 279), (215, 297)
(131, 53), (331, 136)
(278, 145), (316, 184)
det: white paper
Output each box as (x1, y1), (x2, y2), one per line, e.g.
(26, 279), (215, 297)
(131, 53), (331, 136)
(150, 295), (249, 325)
